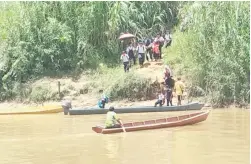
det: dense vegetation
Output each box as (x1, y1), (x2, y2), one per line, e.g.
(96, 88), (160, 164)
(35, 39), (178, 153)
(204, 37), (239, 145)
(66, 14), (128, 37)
(0, 1), (179, 101)
(0, 1), (249, 107)
(165, 1), (250, 107)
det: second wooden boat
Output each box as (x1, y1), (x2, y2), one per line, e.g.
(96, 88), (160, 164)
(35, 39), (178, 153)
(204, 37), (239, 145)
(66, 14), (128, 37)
(92, 110), (210, 134)
(70, 102), (204, 115)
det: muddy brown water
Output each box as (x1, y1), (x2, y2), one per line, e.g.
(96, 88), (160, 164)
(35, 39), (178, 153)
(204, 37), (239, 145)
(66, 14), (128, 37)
(0, 108), (249, 164)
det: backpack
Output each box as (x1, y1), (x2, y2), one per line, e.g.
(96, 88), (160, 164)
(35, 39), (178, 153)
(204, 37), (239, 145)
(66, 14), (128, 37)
(145, 39), (151, 46)
(98, 100), (103, 108)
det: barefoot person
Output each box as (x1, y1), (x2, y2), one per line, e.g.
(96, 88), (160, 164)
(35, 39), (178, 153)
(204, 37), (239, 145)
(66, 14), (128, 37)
(105, 106), (124, 129)
(174, 77), (185, 105)
(61, 96), (72, 115)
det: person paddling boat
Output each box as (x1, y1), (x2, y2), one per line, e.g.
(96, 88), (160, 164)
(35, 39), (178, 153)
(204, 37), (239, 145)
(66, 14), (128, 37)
(105, 106), (124, 129)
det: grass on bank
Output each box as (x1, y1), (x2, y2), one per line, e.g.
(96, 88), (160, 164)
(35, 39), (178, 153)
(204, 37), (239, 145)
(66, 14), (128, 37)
(4, 64), (159, 103)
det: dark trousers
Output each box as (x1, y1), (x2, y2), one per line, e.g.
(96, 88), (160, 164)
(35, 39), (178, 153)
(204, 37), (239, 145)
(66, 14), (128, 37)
(139, 57), (144, 66)
(165, 40), (172, 48)
(146, 49), (153, 61)
(101, 100), (106, 108)
(105, 124), (122, 129)
(62, 106), (70, 115)
(138, 53), (145, 64)
(154, 53), (160, 60)
(159, 45), (163, 59)
(154, 100), (163, 107)
(166, 90), (173, 106)
(129, 57), (136, 67)
(123, 61), (129, 72)
(177, 95), (182, 105)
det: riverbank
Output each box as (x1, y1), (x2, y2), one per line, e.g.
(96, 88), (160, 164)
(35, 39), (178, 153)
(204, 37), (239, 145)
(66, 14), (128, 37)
(0, 58), (193, 112)
(0, 46), (249, 112)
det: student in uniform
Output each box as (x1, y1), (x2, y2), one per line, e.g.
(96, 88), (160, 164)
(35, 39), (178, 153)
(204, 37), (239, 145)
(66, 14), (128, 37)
(120, 51), (130, 72)
(154, 91), (164, 107)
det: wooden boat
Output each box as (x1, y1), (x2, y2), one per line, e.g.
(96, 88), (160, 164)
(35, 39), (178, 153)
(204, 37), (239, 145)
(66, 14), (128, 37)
(92, 110), (210, 134)
(70, 102), (204, 115)
(0, 105), (63, 115)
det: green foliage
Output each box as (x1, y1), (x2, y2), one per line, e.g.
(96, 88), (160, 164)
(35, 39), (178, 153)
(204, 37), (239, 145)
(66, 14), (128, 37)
(0, 1), (179, 101)
(165, 1), (250, 107)
(83, 66), (154, 101)
(107, 72), (153, 101)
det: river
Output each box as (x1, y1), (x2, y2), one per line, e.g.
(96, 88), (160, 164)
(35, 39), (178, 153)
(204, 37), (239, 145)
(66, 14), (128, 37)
(0, 108), (249, 164)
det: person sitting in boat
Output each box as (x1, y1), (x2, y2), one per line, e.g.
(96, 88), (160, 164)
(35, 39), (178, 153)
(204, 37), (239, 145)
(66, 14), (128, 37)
(174, 77), (185, 106)
(61, 96), (72, 115)
(154, 91), (165, 107)
(105, 106), (123, 129)
(98, 92), (109, 108)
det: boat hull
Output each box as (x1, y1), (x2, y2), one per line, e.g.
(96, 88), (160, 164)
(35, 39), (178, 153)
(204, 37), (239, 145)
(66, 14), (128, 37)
(92, 110), (210, 134)
(70, 102), (204, 115)
(0, 106), (63, 115)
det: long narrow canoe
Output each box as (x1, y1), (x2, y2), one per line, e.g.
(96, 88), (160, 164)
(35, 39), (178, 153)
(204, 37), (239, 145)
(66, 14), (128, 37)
(0, 106), (63, 115)
(92, 110), (210, 134)
(70, 102), (204, 115)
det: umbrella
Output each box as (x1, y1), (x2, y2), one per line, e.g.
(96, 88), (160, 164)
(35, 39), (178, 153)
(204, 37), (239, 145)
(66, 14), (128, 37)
(119, 33), (135, 40)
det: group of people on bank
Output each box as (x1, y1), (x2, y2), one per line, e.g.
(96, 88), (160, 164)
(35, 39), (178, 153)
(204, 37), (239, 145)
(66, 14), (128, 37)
(120, 31), (172, 72)
(103, 70), (185, 129)
(154, 65), (185, 107)
(60, 30), (187, 130)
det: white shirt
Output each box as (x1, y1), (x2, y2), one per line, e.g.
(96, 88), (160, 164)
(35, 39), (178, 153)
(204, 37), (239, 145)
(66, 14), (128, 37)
(154, 37), (165, 43)
(120, 53), (129, 62)
(136, 45), (146, 53)
(126, 46), (134, 52)
(165, 34), (172, 41)
(158, 94), (164, 100)
(61, 100), (72, 108)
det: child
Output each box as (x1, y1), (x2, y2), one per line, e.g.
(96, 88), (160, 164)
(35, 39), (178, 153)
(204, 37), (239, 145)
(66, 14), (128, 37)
(152, 41), (160, 61)
(136, 41), (146, 67)
(174, 77), (185, 106)
(120, 51), (130, 72)
(98, 93), (109, 108)
(154, 91), (164, 107)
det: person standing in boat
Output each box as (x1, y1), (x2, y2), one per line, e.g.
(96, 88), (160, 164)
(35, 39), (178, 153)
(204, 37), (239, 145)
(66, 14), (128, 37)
(105, 106), (124, 129)
(61, 96), (72, 115)
(174, 77), (185, 106)
(154, 91), (165, 107)
(165, 75), (175, 106)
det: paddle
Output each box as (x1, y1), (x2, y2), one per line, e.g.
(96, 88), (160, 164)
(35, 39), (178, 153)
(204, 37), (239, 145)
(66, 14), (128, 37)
(119, 120), (126, 132)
